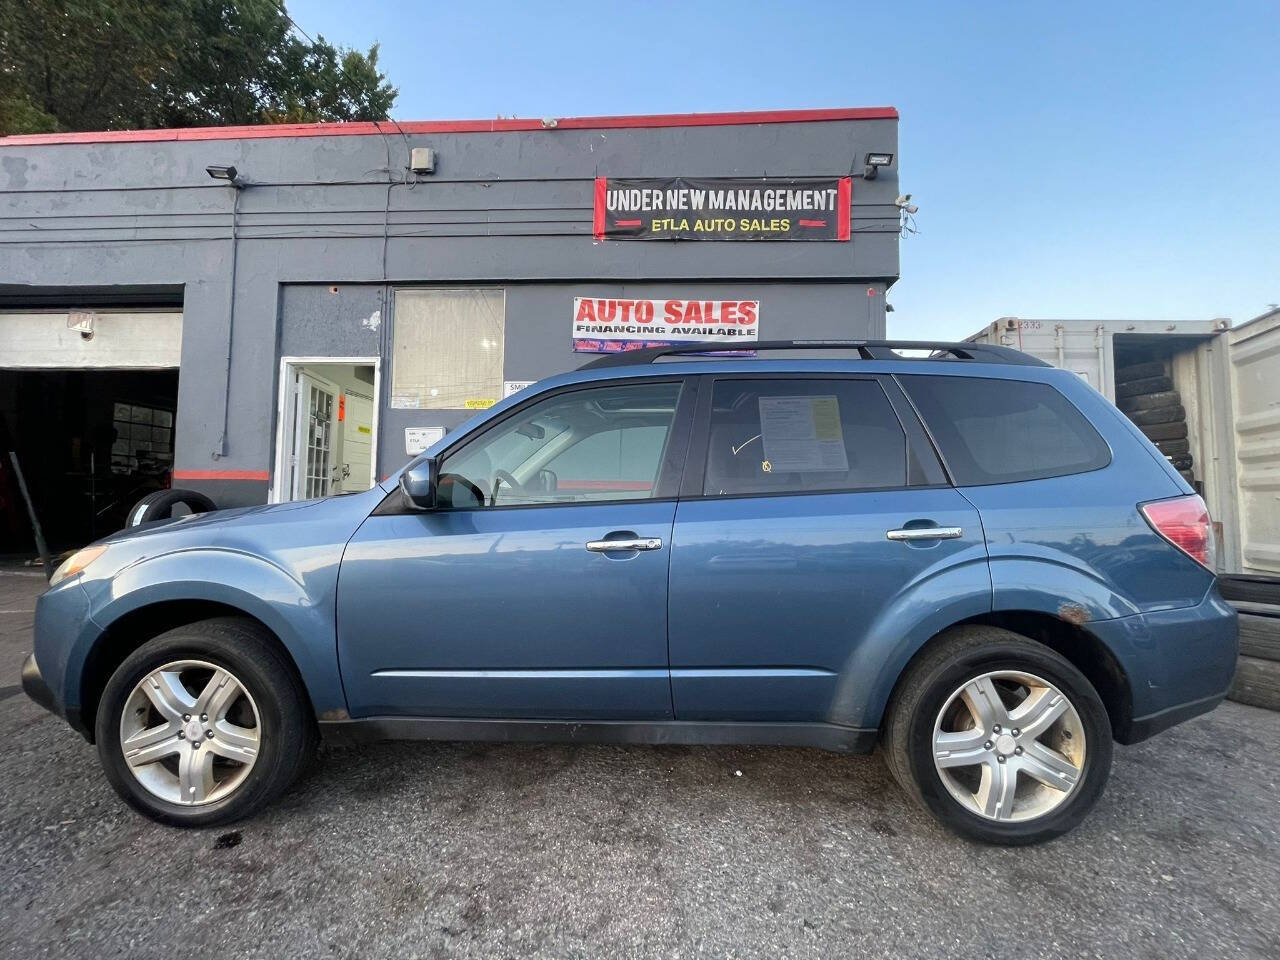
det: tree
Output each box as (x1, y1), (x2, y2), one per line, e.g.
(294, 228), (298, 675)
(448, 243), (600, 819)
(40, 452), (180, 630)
(0, 1), (398, 135)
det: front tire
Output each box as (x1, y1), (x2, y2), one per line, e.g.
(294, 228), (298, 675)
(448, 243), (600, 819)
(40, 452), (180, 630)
(883, 625), (1113, 845)
(96, 618), (315, 827)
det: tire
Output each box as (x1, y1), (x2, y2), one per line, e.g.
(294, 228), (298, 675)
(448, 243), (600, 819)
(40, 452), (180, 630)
(1116, 375), (1173, 399)
(1238, 614), (1280, 662)
(127, 488), (217, 528)
(95, 618), (315, 827)
(1127, 404), (1185, 427)
(1229, 656), (1280, 711)
(1142, 421), (1188, 441)
(1119, 390), (1181, 413)
(882, 625), (1112, 845)
(1114, 360), (1166, 383)
(1218, 575), (1280, 606)
(1155, 438), (1190, 456)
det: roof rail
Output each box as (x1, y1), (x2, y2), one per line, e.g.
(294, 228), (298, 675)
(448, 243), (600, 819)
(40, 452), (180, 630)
(577, 339), (1049, 369)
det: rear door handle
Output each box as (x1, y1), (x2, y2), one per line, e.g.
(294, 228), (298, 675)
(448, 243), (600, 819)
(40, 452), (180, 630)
(885, 527), (963, 542)
(586, 537), (663, 552)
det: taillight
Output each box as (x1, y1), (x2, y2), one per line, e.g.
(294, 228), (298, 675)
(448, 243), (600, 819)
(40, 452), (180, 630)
(1140, 494), (1216, 570)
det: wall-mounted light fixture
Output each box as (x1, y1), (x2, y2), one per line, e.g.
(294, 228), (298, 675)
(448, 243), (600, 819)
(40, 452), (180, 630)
(863, 152), (893, 180)
(205, 164), (239, 182)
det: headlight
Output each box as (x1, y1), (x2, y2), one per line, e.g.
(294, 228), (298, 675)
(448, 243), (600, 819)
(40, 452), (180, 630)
(49, 545), (109, 587)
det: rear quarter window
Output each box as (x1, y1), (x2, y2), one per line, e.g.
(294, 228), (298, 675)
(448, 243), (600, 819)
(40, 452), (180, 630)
(898, 375), (1111, 485)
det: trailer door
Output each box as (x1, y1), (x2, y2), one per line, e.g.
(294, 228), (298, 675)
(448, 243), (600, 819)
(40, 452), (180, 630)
(1230, 311), (1280, 575)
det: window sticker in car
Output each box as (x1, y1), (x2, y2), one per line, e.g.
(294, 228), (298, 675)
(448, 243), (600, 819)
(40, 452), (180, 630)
(757, 395), (849, 472)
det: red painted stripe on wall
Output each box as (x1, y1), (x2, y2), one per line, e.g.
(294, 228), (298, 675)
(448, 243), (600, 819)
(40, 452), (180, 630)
(173, 469), (269, 481)
(837, 176), (852, 241)
(0, 107), (898, 147)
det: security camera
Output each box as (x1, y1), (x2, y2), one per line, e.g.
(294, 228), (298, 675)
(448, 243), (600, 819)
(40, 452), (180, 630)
(895, 194), (918, 214)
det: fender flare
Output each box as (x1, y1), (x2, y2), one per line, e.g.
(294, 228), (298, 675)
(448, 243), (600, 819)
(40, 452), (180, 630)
(73, 549), (347, 721)
(829, 556), (993, 729)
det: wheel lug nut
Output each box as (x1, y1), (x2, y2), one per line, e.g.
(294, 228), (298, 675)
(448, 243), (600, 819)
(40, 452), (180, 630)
(200, 714), (208, 722)
(984, 741), (993, 750)
(1012, 728), (1021, 737)
(997, 755), (1006, 763)
(177, 730), (185, 739)
(183, 714), (191, 722)
(206, 730), (214, 739)
(1015, 746), (1023, 756)
(993, 725), (1001, 734)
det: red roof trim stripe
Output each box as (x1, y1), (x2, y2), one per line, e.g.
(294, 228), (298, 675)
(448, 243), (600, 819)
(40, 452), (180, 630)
(0, 107), (897, 147)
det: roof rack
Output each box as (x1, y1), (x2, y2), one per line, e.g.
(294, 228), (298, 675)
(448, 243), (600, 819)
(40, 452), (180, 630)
(578, 339), (1049, 369)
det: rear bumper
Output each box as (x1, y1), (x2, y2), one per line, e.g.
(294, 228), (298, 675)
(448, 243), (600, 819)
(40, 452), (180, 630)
(1116, 687), (1230, 744)
(1107, 586), (1238, 745)
(21, 653), (59, 717)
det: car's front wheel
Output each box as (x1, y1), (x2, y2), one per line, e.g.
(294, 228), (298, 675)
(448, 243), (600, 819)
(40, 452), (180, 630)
(95, 618), (315, 826)
(883, 625), (1113, 845)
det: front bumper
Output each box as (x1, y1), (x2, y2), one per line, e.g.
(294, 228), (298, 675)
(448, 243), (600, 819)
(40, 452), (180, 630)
(21, 653), (59, 717)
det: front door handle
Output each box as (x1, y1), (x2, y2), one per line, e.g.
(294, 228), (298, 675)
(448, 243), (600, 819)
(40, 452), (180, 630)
(886, 526), (963, 542)
(586, 537), (663, 552)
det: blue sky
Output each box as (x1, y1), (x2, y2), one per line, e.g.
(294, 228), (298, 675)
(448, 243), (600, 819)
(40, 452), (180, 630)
(289, 0), (1279, 340)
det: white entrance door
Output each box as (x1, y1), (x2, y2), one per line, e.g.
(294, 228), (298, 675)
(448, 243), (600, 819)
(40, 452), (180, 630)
(341, 393), (375, 492)
(290, 371), (341, 500)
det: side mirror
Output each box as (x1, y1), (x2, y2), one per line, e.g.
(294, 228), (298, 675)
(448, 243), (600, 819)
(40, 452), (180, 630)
(399, 458), (438, 510)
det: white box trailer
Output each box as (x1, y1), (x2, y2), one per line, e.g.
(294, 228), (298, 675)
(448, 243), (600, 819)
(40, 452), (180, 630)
(966, 312), (1280, 578)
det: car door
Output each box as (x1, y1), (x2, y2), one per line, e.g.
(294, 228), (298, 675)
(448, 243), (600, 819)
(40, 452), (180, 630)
(667, 374), (990, 723)
(337, 376), (696, 720)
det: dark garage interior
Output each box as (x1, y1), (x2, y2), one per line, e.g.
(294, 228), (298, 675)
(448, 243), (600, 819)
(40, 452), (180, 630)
(0, 369), (179, 557)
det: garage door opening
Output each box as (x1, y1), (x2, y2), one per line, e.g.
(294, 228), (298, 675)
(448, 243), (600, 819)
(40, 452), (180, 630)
(0, 369), (180, 556)
(272, 359), (380, 503)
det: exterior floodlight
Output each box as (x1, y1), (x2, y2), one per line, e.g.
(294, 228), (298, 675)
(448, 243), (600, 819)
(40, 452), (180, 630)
(863, 153), (893, 180)
(206, 164), (238, 182)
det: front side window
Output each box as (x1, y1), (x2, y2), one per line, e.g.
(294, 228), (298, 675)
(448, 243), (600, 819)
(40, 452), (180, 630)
(437, 381), (683, 508)
(898, 375), (1111, 485)
(702, 379), (908, 496)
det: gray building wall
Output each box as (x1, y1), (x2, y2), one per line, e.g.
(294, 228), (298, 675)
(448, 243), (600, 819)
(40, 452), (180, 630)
(0, 110), (900, 506)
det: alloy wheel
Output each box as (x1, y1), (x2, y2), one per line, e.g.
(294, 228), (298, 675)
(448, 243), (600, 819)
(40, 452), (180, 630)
(932, 670), (1086, 822)
(119, 659), (261, 806)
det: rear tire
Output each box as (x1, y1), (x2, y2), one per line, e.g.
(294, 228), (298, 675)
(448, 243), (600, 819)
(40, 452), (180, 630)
(882, 625), (1112, 845)
(96, 618), (315, 827)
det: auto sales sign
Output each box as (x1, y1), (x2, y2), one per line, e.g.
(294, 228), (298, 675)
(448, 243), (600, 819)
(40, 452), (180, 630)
(572, 298), (759, 354)
(592, 177), (851, 241)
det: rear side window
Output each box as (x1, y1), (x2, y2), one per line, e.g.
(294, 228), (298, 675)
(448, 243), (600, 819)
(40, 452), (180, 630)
(703, 379), (907, 496)
(899, 375), (1110, 485)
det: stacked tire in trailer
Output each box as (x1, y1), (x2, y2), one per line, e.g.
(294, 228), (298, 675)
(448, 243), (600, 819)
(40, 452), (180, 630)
(1114, 359), (1194, 484)
(1219, 579), (1280, 712)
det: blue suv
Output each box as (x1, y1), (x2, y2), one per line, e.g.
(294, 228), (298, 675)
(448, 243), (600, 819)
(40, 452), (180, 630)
(21, 341), (1237, 844)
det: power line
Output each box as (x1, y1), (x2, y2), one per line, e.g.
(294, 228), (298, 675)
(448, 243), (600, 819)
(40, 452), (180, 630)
(273, 2), (317, 45)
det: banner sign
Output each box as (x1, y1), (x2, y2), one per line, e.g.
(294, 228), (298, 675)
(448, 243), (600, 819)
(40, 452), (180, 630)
(592, 177), (851, 241)
(572, 297), (759, 354)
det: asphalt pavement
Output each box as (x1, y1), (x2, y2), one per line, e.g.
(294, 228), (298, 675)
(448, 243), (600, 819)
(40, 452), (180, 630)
(1, 568), (1278, 960)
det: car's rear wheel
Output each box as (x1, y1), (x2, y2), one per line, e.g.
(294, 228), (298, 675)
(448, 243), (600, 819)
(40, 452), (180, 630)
(883, 625), (1112, 845)
(96, 618), (315, 827)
